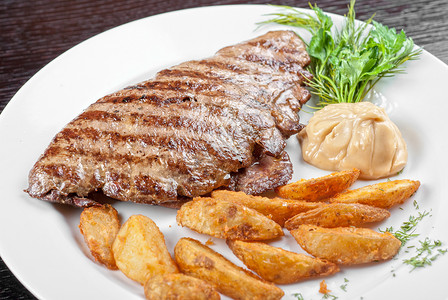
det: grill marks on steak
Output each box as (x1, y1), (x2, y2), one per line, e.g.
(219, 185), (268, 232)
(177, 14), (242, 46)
(26, 31), (311, 207)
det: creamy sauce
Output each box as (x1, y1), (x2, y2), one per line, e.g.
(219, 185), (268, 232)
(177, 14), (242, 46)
(298, 102), (407, 179)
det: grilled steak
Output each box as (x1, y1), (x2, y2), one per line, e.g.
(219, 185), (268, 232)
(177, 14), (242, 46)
(26, 30), (311, 207)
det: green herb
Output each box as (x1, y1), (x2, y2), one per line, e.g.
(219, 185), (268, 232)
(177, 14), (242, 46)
(292, 293), (305, 300)
(259, 0), (421, 108)
(403, 238), (447, 270)
(322, 294), (338, 300)
(413, 199), (419, 209)
(380, 210), (429, 246)
(340, 278), (349, 291)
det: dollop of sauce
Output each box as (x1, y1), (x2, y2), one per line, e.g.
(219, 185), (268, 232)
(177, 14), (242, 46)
(298, 102), (407, 179)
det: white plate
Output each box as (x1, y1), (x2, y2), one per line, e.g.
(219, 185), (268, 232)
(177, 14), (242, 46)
(1, 4), (447, 300)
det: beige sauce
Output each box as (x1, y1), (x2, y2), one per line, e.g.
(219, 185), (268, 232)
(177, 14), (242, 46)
(298, 102), (407, 179)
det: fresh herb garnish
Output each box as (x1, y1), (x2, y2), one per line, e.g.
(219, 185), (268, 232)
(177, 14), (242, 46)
(381, 208), (447, 271)
(292, 292), (305, 300)
(413, 199), (419, 209)
(260, 0), (421, 108)
(340, 278), (349, 292)
(380, 210), (429, 246)
(403, 238), (447, 270)
(322, 294), (338, 300)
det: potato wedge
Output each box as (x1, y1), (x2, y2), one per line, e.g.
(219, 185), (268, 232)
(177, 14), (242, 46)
(284, 203), (390, 230)
(275, 169), (360, 201)
(211, 190), (324, 226)
(177, 197), (283, 240)
(144, 273), (220, 300)
(290, 225), (401, 264)
(227, 240), (339, 284)
(174, 237), (284, 300)
(79, 204), (120, 270)
(329, 179), (420, 209)
(112, 215), (178, 284)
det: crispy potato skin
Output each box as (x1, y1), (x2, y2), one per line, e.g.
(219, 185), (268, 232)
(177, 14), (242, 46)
(144, 273), (220, 300)
(79, 204), (120, 270)
(211, 190), (324, 226)
(284, 203), (390, 230)
(275, 169), (360, 201)
(112, 215), (178, 285)
(226, 240), (339, 284)
(290, 225), (401, 265)
(329, 179), (420, 209)
(174, 237), (284, 300)
(176, 197), (283, 240)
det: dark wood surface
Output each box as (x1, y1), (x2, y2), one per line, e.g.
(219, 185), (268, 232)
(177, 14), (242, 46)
(1, 0), (447, 298)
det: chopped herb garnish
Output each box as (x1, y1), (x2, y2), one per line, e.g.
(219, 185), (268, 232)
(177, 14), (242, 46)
(413, 200), (419, 209)
(380, 210), (429, 246)
(340, 278), (349, 291)
(403, 238), (447, 270)
(381, 207), (446, 271)
(292, 292), (305, 300)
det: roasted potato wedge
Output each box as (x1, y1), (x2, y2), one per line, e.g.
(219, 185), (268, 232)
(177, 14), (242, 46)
(275, 169), (360, 201)
(329, 179), (420, 209)
(144, 273), (220, 300)
(177, 197), (283, 240)
(290, 225), (401, 264)
(112, 215), (178, 284)
(284, 203), (390, 230)
(211, 190), (324, 226)
(79, 204), (120, 270)
(174, 237), (284, 300)
(227, 240), (339, 284)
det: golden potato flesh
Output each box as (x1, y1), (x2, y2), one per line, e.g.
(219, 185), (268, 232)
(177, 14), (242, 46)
(174, 237), (284, 300)
(290, 225), (401, 265)
(144, 273), (220, 300)
(329, 179), (420, 209)
(211, 190), (324, 226)
(112, 215), (178, 285)
(284, 203), (390, 230)
(176, 197), (283, 241)
(226, 240), (339, 284)
(79, 204), (120, 270)
(275, 169), (360, 201)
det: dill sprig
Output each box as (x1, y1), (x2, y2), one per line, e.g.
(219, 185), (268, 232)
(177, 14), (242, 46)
(380, 210), (429, 247)
(340, 278), (349, 292)
(403, 238), (447, 270)
(258, 5), (321, 33)
(292, 292), (305, 300)
(322, 294), (338, 300)
(380, 208), (447, 271)
(259, 0), (421, 108)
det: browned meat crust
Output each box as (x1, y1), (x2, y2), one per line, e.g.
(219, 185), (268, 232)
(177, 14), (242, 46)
(26, 30), (311, 207)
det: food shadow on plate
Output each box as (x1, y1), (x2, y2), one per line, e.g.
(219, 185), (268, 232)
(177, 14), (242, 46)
(52, 194), (150, 297)
(51, 193), (122, 257)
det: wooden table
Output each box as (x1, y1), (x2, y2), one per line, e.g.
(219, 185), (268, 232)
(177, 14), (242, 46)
(1, 0), (447, 298)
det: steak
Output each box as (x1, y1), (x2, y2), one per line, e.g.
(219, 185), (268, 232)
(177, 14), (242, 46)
(26, 30), (311, 207)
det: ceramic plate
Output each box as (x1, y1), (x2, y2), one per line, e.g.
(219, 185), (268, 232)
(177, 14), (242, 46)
(1, 5), (447, 300)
